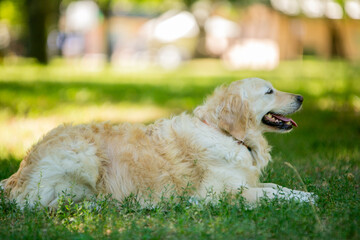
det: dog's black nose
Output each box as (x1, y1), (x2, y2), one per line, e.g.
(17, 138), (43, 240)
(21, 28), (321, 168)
(296, 95), (304, 103)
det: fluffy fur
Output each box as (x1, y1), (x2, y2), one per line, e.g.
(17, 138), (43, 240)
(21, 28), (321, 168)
(1, 78), (315, 208)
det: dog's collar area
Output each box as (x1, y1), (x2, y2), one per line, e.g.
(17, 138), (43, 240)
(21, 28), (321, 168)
(201, 119), (252, 152)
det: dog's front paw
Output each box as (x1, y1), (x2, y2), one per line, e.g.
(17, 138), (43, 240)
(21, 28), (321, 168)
(290, 191), (318, 204)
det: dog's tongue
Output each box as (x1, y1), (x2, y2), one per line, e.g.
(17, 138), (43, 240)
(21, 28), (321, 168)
(273, 114), (298, 127)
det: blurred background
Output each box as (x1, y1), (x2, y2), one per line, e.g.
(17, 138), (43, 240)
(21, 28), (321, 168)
(0, 0), (359, 158)
(0, 0), (360, 68)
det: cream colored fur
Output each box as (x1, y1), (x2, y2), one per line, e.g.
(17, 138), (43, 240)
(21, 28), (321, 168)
(1, 78), (315, 208)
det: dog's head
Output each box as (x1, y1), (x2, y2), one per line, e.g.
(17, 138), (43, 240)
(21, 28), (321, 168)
(194, 78), (303, 141)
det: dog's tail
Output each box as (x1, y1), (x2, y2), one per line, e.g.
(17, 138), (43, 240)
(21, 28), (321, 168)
(0, 172), (19, 195)
(0, 177), (14, 205)
(0, 178), (9, 193)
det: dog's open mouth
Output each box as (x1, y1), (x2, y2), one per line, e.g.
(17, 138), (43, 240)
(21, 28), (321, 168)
(262, 112), (297, 130)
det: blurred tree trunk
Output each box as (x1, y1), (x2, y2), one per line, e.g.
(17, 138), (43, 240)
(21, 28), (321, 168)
(183, 0), (208, 58)
(328, 19), (345, 58)
(99, 0), (112, 61)
(25, 0), (48, 64)
(193, 24), (208, 58)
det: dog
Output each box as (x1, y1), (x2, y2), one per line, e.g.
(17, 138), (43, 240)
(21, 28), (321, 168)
(1, 78), (315, 208)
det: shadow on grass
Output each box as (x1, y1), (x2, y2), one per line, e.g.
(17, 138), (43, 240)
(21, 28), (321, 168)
(1, 78), (358, 117)
(0, 80), (221, 116)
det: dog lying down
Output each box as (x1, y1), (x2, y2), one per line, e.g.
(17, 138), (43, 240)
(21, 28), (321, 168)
(1, 78), (316, 208)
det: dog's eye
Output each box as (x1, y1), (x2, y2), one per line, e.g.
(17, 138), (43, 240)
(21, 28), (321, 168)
(265, 88), (273, 95)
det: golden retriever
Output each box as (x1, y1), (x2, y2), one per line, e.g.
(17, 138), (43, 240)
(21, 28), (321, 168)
(1, 78), (315, 208)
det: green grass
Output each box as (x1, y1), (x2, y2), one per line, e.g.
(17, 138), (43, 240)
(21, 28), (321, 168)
(0, 59), (359, 239)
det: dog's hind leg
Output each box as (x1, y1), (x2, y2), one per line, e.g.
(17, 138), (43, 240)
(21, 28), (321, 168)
(9, 143), (101, 208)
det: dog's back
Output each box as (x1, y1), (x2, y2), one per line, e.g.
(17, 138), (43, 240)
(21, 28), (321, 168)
(2, 116), (206, 208)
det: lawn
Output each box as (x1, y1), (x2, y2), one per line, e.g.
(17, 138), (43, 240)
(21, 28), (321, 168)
(0, 59), (359, 239)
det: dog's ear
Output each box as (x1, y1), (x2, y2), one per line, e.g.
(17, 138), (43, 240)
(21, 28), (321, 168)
(194, 86), (226, 122)
(218, 94), (251, 141)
